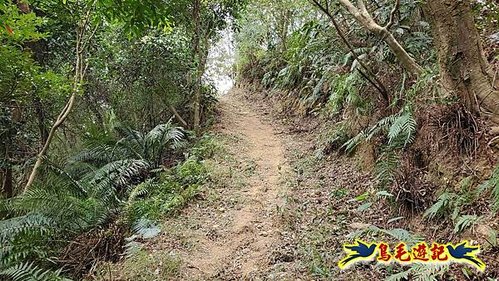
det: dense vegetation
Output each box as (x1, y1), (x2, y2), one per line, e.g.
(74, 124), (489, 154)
(234, 0), (499, 279)
(1, 0), (498, 280)
(236, 0), (499, 214)
(0, 0), (242, 279)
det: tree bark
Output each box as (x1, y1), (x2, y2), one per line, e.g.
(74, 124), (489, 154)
(312, 0), (389, 103)
(33, 96), (49, 144)
(169, 105), (188, 127)
(423, 0), (499, 124)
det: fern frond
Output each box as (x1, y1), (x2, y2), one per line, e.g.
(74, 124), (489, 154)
(423, 192), (454, 220)
(385, 269), (411, 281)
(347, 225), (422, 245)
(0, 262), (70, 281)
(379, 228), (423, 244)
(132, 217), (161, 239)
(375, 147), (400, 188)
(144, 121), (184, 163)
(489, 166), (499, 212)
(0, 213), (53, 243)
(454, 215), (480, 234)
(388, 111), (417, 147)
(127, 180), (157, 204)
(342, 131), (366, 154)
(90, 159), (149, 190)
(70, 144), (127, 165)
(385, 264), (449, 281)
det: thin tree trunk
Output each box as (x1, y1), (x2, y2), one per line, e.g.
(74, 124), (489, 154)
(169, 105), (188, 127)
(192, 0), (202, 131)
(2, 141), (13, 198)
(2, 167), (13, 198)
(312, 0), (389, 104)
(33, 96), (49, 144)
(24, 5), (95, 192)
(423, 0), (499, 125)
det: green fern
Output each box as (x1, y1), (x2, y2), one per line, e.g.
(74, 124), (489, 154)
(73, 120), (184, 170)
(127, 180), (156, 204)
(477, 165), (499, 212)
(423, 192), (454, 220)
(388, 111), (417, 146)
(342, 130), (367, 154)
(347, 225), (422, 245)
(454, 215), (480, 234)
(341, 109), (416, 154)
(424, 189), (484, 234)
(375, 147), (400, 188)
(0, 262), (70, 281)
(385, 269), (411, 281)
(0, 118), (187, 280)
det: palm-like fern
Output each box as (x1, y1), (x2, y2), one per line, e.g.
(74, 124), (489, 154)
(424, 176), (490, 234)
(388, 111), (417, 146)
(347, 225), (423, 245)
(0, 121), (186, 279)
(385, 264), (449, 281)
(0, 262), (70, 281)
(74, 120), (184, 169)
(454, 215), (481, 234)
(423, 192), (454, 220)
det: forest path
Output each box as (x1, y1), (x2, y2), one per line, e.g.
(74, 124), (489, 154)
(162, 88), (291, 280)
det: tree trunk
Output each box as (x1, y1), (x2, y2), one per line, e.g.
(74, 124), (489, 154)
(2, 163), (13, 198)
(192, 0), (202, 131)
(424, 0), (499, 124)
(24, 4), (95, 192)
(1, 142), (13, 198)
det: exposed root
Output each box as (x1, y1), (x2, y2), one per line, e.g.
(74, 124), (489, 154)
(489, 135), (499, 147)
(57, 220), (128, 279)
(392, 150), (433, 213)
(431, 104), (483, 157)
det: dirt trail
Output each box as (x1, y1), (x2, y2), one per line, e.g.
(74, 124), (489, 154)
(172, 89), (290, 279)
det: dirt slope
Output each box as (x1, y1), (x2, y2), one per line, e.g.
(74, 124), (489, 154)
(178, 89), (289, 279)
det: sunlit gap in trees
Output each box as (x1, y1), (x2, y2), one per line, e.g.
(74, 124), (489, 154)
(205, 23), (235, 96)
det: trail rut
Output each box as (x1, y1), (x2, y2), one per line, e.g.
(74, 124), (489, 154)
(173, 90), (289, 279)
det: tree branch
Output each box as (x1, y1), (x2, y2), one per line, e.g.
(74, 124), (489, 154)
(311, 0), (389, 103)
(335, 0), (423, 76)
(384, 0), (400, 29)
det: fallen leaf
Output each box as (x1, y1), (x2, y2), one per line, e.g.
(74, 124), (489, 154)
(5, 25), (13, 35)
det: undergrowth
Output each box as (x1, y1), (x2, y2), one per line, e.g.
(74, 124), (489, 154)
(0, 122), (217, 280)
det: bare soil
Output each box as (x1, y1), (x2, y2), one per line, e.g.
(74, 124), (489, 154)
(181, 89), (289, 279)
